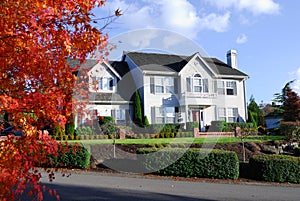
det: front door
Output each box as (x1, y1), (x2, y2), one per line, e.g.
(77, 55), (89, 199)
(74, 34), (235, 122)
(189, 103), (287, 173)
(191, 109), (204, 131)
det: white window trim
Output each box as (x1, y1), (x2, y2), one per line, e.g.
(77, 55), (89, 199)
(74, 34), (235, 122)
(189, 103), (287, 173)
(217, 80), (237, 96)
(153, 76), (174, 94)
(218, 107), (238, 122)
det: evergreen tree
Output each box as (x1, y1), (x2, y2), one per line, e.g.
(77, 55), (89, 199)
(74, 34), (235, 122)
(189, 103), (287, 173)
(247, 96), (265, 127)
(133, 91), (143, 126)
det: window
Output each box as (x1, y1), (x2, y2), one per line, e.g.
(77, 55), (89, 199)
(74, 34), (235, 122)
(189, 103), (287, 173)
(152, 107), (175, 123)
(186, 74), (208, 93)
(217, 81), (225, 95)
(116, 110), (126, 120)
(218, 107), (238, 122)
(218, 108), (226, 121)
(228, 108), (238, 122)
(226, 81), (237, 95)
(165, 107), (175, 123)
(92, 77), (113, 91)
(217, 80), (237, 95)
(155, 107), (165, 123)
(155, 77), (164, 93)
(151, 76), (175, 94)
(165, 77), (174, 93)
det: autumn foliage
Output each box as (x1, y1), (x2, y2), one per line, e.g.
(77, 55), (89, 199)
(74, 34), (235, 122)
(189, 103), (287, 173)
(0, 0), (117, 200)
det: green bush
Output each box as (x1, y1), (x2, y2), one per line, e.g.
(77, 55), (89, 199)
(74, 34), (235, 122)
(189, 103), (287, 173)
(210, 121), (226, 132)
(137, 148), (239, 179)
(280, 121), (300, 140)
(47, 143), (90, 169)
(186, 122), (199, 131)
(65, 121), (75, 136)
(295, 147), (300, 156)
(249, 154), (300, 183)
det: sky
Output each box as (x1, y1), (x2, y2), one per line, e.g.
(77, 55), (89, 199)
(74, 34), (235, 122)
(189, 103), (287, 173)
(93, 0), (300, 105)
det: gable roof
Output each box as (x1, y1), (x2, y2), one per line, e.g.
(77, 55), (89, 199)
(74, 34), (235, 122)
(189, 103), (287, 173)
(67, 58), (121, 79)
(125, 52), (248, 78)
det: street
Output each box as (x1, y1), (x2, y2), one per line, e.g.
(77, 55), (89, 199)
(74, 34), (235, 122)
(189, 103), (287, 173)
(32, 171), (300, 201)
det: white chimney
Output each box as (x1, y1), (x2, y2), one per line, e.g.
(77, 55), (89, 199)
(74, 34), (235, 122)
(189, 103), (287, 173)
(227, 50), (237, 69)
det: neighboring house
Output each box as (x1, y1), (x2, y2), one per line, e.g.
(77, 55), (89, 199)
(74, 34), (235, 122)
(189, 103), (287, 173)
(72, 50), (249, 132)
(68, 59), (132, 128)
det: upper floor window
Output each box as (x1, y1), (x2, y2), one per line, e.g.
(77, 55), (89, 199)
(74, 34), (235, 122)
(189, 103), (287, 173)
(150, 76), (174, 94)
(186, 74), (208, 93)
(217, 80), (237, 95)
(92, 77), (113, 91)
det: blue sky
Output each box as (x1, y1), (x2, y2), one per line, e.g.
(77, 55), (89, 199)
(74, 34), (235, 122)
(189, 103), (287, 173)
(94, 0), (300, 105)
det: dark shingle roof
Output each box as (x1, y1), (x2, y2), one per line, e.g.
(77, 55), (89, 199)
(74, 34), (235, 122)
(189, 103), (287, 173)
(89, 92), (130, 102)
(203, 57), (248, 77)
(125, 52), (248, 77)
(67, 58), (99, 69)
(110, 61), (130, 77)
(126, 52), (192, 72)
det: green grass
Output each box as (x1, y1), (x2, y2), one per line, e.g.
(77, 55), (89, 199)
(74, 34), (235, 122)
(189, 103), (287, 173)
(67, 135), (286, 145)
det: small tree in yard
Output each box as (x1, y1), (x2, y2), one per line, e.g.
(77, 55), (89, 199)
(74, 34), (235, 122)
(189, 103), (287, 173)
(133, 90), (143, 126)
(247, 96), (265, 128)
(283, 87), (300, 121)
(0, 1), (120, 200)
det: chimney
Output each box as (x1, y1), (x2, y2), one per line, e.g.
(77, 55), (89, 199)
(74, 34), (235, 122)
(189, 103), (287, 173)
(226, 50), (237, 69)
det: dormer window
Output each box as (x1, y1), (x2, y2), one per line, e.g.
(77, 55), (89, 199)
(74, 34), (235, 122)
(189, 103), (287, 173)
(186, 73), (208, 93)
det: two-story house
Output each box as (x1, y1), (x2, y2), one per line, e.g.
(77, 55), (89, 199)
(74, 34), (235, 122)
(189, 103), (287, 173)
(74, 50), (248, 131)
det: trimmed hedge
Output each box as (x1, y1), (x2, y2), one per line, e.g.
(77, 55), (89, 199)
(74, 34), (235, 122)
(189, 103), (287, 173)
(249, 154), (300, 183)
(47, 143), (90, 169)
(137, 148), (239, 179)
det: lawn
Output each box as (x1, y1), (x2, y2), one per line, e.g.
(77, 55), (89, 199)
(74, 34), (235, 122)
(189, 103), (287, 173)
(67, 135), (286, 145)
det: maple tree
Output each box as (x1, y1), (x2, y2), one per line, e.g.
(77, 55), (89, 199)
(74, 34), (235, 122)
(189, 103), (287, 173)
(0, 0), (119, 200)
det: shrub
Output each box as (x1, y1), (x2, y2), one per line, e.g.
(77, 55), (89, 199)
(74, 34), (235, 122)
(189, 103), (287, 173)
(47, 143), (90, 169)
(295, 147), (300, 156)
(280, 121), (300, 140)
(249, 154), (300, 183)
(210, 121), (226, 132)
(186, 122), (199, 131)
(137, 148), (239, 179)
(65, 121), (75, 136)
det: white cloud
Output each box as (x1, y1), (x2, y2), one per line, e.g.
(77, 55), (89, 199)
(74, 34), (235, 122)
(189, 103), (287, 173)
(288, 67), (300, 94)
(199, 12), (231, 33)
(206, 0), (280, 15)
(98, 0), (231, 39)
(236, 33), (248, 44)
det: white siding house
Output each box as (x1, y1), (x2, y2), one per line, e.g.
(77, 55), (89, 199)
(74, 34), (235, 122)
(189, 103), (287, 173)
(71, 50), (249, 131)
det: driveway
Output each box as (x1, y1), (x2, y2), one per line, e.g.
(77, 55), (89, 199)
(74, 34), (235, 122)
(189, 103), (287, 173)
(29, 171), (300, 201)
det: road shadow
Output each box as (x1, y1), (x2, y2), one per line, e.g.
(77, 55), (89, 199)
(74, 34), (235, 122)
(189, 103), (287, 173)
(21, 183), (217, 201)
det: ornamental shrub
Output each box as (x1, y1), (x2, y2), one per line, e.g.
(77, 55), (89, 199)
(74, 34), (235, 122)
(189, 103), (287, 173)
(249, 154), (300, 183)
(137, 148), (239, 179)
(47, 143), (90, 169)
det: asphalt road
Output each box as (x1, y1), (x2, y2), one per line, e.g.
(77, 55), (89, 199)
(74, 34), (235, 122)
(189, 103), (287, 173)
(31, 171), (299, 201)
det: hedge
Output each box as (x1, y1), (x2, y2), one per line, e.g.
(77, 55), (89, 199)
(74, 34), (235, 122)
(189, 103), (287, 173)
(249, 154), (300, 183)
(47, 143), (90, 169)
(137, 148), (239, 179)
(295, 147), (300, 156)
